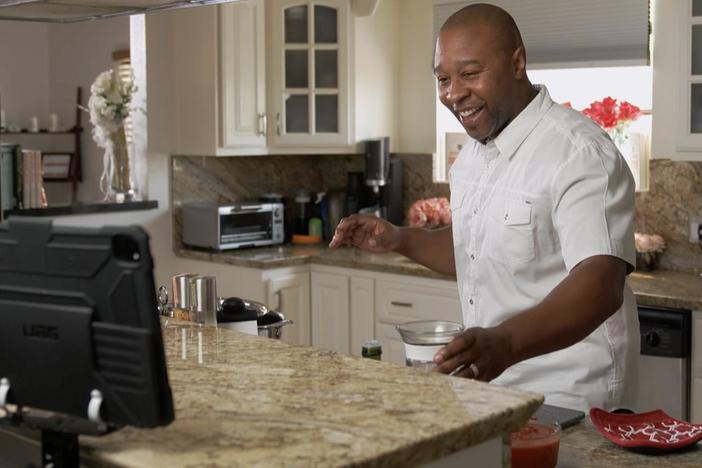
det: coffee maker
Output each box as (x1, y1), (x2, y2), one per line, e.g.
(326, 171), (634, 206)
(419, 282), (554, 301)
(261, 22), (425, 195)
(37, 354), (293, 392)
(346, 137), (403, 225)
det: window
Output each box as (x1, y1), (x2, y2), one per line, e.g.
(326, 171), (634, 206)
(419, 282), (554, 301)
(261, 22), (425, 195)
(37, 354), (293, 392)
(435, 66), (653, 190)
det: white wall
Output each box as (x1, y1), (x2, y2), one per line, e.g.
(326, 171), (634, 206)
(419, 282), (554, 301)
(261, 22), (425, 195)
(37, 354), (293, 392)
(0, 21), (50, 129)
(0, 17), (130, 205)
(47, 17), (130, 203)
(396, 0), (436, 154)
(353, 0), (400, 150)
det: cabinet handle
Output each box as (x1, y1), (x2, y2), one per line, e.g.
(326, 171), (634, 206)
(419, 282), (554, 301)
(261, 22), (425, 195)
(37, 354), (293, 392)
(258, 113), (267, 136)
(276, 112), (281, 136)
(391, 301), (413, 308)
(273, 290), (281, 310)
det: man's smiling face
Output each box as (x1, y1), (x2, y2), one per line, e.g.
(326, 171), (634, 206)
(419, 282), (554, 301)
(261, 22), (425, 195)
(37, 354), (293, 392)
(434, 23), (523, 143)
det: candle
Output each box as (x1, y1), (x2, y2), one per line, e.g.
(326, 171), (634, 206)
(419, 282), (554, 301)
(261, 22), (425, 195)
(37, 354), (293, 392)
(29, 116), (39, 132)
(49, 113), (58, 132)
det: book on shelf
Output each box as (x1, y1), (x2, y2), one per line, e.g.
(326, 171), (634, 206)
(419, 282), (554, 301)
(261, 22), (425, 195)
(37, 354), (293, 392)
(0, 143), (15, 213)
(0, 143), (48, 214)
(21, 149), (45, 210)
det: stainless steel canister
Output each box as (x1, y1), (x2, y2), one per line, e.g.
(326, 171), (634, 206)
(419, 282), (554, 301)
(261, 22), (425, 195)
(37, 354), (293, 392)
(189, 275), (218, 326)
(172, 273), (199, 320)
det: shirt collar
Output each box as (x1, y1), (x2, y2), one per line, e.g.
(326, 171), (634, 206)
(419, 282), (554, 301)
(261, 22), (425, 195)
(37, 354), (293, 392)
(493, 84), (554, 160)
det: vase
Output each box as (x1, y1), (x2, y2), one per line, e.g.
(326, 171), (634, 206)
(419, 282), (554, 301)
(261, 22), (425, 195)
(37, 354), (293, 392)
(101, 125), (135, 203)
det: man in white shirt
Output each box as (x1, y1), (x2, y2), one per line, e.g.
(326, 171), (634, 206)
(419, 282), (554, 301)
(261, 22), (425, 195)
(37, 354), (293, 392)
(329, 3), (638, 412)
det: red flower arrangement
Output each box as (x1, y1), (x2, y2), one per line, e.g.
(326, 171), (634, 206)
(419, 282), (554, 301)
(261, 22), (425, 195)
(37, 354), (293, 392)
(582, 97), (641, 130)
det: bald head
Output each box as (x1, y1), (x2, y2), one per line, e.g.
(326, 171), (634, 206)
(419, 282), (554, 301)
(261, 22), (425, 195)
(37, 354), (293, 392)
(441, 3), (524, 58)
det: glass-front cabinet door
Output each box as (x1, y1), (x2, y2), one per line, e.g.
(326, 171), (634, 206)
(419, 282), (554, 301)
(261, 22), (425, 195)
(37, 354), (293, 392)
(678, 0), (702, 151)
(268, 0), (351, 148)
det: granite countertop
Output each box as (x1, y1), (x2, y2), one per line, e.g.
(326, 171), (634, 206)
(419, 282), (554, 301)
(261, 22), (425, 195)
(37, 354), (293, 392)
(628, 269), (702, 311)
(559, 420), (701, 467)
(176, 244), (454, 280)
(176, 245), (702, 310)
(80, 323), (543, 467)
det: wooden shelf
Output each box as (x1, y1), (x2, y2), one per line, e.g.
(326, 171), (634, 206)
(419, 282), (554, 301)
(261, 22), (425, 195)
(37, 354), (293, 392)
(4, 200), (158, 218)
(1, 128), (82, 135)
(0, 87), (83, 205)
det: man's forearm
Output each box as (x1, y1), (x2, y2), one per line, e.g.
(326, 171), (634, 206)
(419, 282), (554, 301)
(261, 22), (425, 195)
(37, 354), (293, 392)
(496, 255), (627, 366)
(395, 225), (455, 276)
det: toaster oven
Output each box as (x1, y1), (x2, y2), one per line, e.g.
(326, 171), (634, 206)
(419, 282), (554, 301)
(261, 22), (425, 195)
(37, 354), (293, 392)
(181, 202), (284, 250)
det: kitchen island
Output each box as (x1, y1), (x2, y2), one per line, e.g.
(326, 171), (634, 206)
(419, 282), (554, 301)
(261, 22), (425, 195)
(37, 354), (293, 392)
(76, 321), (542, 467)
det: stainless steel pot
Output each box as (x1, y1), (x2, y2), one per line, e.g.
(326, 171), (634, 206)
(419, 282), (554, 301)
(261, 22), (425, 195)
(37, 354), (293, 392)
(219, 297), (293, 339)
(257, 311), (293, 339)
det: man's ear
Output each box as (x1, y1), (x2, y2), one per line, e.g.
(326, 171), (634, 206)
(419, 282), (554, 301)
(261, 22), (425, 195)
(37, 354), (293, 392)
(512, 45), (527, 79)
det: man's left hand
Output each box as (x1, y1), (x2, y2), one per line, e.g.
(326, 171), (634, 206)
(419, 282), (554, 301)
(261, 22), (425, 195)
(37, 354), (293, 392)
(433, 327), (513, 381)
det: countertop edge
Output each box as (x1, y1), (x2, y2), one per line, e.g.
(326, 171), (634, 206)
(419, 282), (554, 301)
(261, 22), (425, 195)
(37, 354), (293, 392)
(174, 247), (457, 281)
(175, 248), (702, 310)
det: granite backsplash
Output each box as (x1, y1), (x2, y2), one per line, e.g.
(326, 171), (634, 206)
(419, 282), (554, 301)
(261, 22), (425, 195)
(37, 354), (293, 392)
(171, 155), (701, 274)
(635, 159), (702, 274)
(171, 153), (448, 248)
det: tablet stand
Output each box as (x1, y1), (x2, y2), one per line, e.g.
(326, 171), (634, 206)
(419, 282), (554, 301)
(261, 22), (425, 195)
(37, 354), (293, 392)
(0, 378), (121, 468)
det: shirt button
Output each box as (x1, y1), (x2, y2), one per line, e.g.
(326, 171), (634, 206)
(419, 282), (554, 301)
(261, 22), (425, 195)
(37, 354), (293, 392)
(470, 253), (476, 260)
(469, 298), (474, 305)
(473, 207), (478, 215)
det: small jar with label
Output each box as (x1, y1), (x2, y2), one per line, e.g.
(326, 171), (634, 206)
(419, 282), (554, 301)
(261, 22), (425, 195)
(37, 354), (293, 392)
(361, 340), (382, 361)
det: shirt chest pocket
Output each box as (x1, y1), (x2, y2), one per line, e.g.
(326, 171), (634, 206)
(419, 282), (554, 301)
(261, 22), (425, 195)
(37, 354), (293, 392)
(486, 199), (535, 265)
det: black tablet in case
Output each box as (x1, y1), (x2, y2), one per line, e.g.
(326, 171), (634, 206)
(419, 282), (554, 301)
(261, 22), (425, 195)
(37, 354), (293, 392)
(0, 218), (174, 428)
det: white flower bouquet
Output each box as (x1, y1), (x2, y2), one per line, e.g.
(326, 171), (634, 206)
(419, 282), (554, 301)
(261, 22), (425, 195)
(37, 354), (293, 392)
(84, 69), (137, 201)
(87, 69), (136, 146)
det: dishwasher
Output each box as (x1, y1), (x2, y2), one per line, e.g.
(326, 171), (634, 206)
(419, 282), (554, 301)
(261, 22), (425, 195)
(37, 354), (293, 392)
(634, 305), (692, 421)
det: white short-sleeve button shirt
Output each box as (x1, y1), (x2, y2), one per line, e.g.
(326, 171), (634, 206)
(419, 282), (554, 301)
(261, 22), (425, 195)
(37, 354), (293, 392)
(448, 85), (639, 412)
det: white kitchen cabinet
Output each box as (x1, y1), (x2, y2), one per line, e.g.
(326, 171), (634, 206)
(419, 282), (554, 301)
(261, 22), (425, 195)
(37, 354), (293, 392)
(310, 266), (377, 356)
(171, 1), (267, 156)
(350, 275), (374, 356)
(375, 277), (462, 325)
(692, 310), (702, 422)
(652, 0), (702, 160)
(311, 270), (350, 353)
(267, 0), (352, 149)
(265, 267), (311, 346)
(310, 264), (460, 363)
(220, 0), (268, 151)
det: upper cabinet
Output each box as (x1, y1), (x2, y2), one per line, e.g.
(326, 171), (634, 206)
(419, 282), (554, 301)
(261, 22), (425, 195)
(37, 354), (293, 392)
(168, 0), (396, 156)
(170, 1), (267, 156)
(267, 0), (352, 148)
(652, 0), (702, 160)
(219, 0), (268, 152)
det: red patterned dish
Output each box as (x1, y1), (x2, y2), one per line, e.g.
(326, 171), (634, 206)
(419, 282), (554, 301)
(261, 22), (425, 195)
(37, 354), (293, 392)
(590, 408), (702, 450)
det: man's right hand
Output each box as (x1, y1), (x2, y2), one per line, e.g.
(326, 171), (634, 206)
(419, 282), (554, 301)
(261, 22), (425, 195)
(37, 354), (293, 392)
(328, 214), (401, 253)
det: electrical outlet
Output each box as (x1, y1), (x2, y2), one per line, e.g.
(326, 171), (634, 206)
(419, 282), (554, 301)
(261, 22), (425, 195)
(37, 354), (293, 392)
(690, 217), (702, 243)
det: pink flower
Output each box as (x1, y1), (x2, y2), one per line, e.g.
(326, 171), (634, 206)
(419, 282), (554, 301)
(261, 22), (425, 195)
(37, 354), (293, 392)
(634, 232), (666, 253)
(408, 197), (451, 227)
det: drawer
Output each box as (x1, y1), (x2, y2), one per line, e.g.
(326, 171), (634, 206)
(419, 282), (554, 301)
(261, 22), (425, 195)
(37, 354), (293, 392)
(375, 278), (461, 324)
